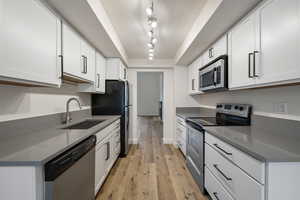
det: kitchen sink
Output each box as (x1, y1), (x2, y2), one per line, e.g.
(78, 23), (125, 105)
(62, 119), (105, 130)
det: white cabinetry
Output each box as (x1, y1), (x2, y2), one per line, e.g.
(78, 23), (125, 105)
(188, 57), (203, 95)
(229, 0), (300, 90)
(62, 23), (95, 82)
(95, 119), (120, 194)
(0, 0), (61, 87)
(176, 116), (187, 156)
(106, 58), (127, 81)
(79, 51), (106, 93)
(228, 13), (258, 89)
(203, 35), (228, 66)
(255, 0), (300, 85)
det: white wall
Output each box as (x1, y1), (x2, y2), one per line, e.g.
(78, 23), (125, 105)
(128, 68), (175, 144)
(174, 66), (200, 107)
(0, 84), (91, 122)
(193, 84), (300, 120)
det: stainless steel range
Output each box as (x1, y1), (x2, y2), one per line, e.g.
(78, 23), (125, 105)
(185, 103), (252, 193)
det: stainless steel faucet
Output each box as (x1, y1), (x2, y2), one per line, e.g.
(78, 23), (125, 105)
(63, 97), (82, 124)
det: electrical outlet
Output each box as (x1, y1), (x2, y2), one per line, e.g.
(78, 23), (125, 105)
(273, 102), (288, 114)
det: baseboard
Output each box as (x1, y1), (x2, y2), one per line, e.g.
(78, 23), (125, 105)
(163, 138), (174, 144)
(129, 138), (139, 144)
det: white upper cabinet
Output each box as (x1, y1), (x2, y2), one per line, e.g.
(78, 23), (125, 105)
(228, 13), (259, 89)
(255, 0), (300, 85)
(229, 0), (300, 90)
(62, 23), (95, 82)
(78, 51), (106, 93)
(0, 0), (61, 87)
(188, 57), (203, 95)
(96, 52), (106, 93)
(203, 35), (228, 66)
(106, 58), (127, 81)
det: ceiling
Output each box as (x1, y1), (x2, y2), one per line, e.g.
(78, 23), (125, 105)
(100, 0), (207, 60)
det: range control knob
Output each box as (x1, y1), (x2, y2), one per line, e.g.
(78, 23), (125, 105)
(234, 106), (239, 110)
(239, 107), (244, 111)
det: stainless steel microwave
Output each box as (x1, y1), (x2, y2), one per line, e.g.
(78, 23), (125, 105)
(199, 55), (228, 92)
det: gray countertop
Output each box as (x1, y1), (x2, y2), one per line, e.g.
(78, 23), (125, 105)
(0, 115), (120, 166)
(204, 125), (300, 163)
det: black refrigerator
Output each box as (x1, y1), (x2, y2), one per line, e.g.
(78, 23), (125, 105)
(92, 80), (130, 157)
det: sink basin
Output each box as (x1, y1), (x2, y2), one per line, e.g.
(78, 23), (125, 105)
(62, 119), (105, 130)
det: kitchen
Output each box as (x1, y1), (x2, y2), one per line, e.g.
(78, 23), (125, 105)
(0, 0), (300, 200)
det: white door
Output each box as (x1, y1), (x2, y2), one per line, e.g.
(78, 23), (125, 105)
(62, 24), (81, 78)
(256, 0), (300, 84)
(213, 35), (228, 59)
(193, 57), (201, 93)
(95, 52), (106, 93)
(95, 141), (109, 193)
(0, 0), (61, 86)
(228, 13), (258, 89)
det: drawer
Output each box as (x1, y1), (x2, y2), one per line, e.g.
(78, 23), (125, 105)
(205, 144), (265, 200)
(205, 167), (234, 200)
(205, 132), (265, 184)
(95, 119), (120, 143)
(176, 116), (186, 126)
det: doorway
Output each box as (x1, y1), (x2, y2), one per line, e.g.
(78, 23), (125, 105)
(137, 72), (163, 120)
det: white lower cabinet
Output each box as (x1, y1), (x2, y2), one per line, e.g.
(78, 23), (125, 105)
(205, 167), (234, 200)
(0, 0), (61, 87)
(94, 119), (120, 194)
(176, 116), (187, 156)
(205, 143), (265, 200)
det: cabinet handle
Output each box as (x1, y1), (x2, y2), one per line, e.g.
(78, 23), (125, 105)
(105, 142), (110, 160)
(192, 79), (195, 90)
(213, 144), (232, 155)
(248, 53), (254, 78)
(97, 74), (100, 88)
(58, 55), (63, 78)
(81, 55), (85, 73)
(213, 164), (232, 181)
(253, 51), (259, 77)
(209, 48), (214, 58)
(213, 192), (220, 200)
(85, 57), (88, 74)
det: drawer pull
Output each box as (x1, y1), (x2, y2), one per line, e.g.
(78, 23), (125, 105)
(213, 144), (232, 155)
(213, 164), (232, 181)
(213, 192), (220, 200)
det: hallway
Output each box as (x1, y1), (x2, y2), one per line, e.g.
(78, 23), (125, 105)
(96, 117), (208, 200)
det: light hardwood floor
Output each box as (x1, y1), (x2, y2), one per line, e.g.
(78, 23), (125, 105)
(96, 117), (208, 200)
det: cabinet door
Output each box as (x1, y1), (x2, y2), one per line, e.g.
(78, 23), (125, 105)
(0, 0), (61, 86)
(87, 46), (96, 82)
(95, 141), (109, 192)
(80, 40), (91, 80)
(256, 0), (300, 84)
(95, 52), (106, 93)
(188, 62), (195, 94)
(213, 35), (228, 59)
(62, 24), (81, 78)
(228, 14), (258, 89)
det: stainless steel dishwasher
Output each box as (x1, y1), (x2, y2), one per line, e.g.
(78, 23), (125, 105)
(45, 135), (96, 200)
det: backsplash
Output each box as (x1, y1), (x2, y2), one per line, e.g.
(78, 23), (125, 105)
(0, 84), (91, 122)
(192, 84), (300, 117)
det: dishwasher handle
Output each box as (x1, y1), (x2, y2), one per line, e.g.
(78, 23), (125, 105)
(45, 135), (96, 181)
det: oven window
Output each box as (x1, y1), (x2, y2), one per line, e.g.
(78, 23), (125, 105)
(200, 70), (215, 87)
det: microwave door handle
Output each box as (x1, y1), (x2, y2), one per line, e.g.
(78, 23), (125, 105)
(213, 68), (217, 85)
